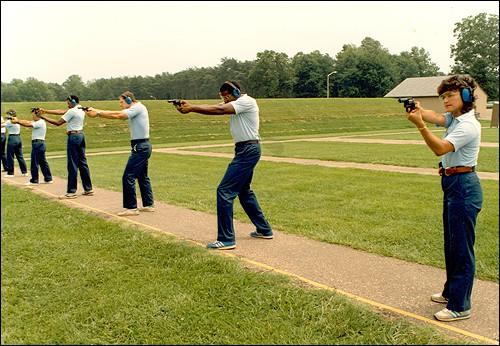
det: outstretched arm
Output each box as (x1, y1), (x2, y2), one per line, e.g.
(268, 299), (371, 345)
(176, 101), (235, 115)
(85, 108), (128, 120)
(10, 117), (33, 128)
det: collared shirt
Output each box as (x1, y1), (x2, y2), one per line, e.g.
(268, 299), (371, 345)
(123, 102), (150, 140)
(4, 120), (21, 135)
(441, 109), (481, 168)
(31, 119), (47, 140)
(62, 105), (85, 131)
(1, 116), (5, 134)
(228, 94), (261, 143)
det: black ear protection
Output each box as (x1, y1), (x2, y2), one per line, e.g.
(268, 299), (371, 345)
(224, 81), (241, 98)
(460, 87), (473, 103)
(68, 97), (77, 106)
(123, 95), (133, 104)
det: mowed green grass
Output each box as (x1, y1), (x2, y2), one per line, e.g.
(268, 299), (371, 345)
(189, 141), (499, 172)
(2, 185), (464, 345)
(1, 98), (414, 153)
(354, 127), (499, 143)
(46, 153), (499, 282)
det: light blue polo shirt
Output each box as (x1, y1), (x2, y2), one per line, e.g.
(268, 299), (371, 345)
(31, 119), (47, 140)
(228, 94), (261, 143)
(1, 116), (5, 134)
(62, 106), (85, 131)
(123, 102), (149, 140)
(5, 120), (21, 135)
(441, 110), (481, 168)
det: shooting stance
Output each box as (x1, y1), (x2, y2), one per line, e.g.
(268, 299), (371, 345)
(2, 109), (28, 177)
(37, 95), (94, 199)
(10, 108), (53, 185)
(84, 91), (154, 216)
(405, 75), (482, 322)
(173, 81), (273, 250)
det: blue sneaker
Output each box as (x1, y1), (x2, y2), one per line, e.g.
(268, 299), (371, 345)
(206, 240), (236, 250)
(250, 231), (274, 239)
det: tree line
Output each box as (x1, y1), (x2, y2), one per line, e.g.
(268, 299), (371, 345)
(2, 13), (498, 101)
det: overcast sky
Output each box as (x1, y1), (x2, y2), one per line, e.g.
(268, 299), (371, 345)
(1, 1), (498, 84)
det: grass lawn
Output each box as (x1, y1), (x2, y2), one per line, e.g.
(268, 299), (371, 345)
(1, 98), (414, 153)
(1, 184), (465, 345)
(354, 127), (499, 143)
(190, 141), (499, 172)
(46, 153), (499, 282)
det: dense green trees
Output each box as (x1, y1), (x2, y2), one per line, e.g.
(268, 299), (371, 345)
(2, 13), (497, 101)
(451, 13), (499, 99)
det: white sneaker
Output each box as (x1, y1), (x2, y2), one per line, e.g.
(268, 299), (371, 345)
(21, 173), (28, 177)
(42, 180), (54, 184)
(117, 208), (139, 216)
(59, 193), (77, 199)
(3, 174), (14, 177)
(139, 206), (155, 212)
(431, 293), (449, 304)
(24, 182), (39, 186)
(434, 308), (471, 322)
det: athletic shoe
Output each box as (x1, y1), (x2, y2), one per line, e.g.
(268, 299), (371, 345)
(434, 308), (471, 322)
(59, 193), (77, 199)
(206, 240), (236, 250)
(24, 182), (39, 186)
(42, 180), (54, 184)
(82, 190), (94, 196)
(117, 208), (139, 216)
(139, 206), (155, 212)
(250, 230), (274, 239)
(431, 293), (449, 304)
(21, 173), (28, 176)
(3, 174), (14, 177)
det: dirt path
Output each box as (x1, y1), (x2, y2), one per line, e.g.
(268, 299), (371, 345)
(3, 176), (498, 344)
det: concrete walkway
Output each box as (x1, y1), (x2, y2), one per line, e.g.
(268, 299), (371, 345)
(3, 176), (498, 344)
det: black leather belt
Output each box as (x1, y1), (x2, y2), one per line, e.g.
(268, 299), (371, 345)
(131, 138), (149, 145)
(32, 139), (45, 143)
(236, 139), (259, 146)
(8, 134), (20, 136)
(67, 130), (82, 135)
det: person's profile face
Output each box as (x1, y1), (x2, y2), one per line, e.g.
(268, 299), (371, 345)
(119, 97), (127, 109)
(439, 89), (463, 113)
(219, 90), (233, 103)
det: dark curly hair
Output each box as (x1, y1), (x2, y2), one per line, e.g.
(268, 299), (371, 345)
(437, 75), (477, 114)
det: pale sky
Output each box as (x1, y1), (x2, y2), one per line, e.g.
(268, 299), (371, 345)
(1, 1), (498, 84)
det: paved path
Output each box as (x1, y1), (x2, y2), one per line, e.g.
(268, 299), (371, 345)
(3, 176), (498, 344)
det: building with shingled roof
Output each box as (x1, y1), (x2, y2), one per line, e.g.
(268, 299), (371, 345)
(384, 76), (488, 118)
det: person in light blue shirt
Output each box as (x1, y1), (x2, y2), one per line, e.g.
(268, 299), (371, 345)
(2, 109), (28, 177)
(406, 75), (483, 323)
(85, 91), (154, 217)
(174, 81), (273, 250)
(11, 109), (53, 185)
(38, 95), (93, 199)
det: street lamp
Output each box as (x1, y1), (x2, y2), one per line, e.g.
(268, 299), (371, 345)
(326, 71), (336, 98)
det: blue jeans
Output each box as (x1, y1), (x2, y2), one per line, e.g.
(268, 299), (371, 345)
(6, 135), (27, 175)
(216, 142), (272, 243)
(122, 139), (154, 209)
(1, 133), (7, 171)
(441, 172), (483, 312)
(30, 140), (52, 183)
(67, 133), (92, 193)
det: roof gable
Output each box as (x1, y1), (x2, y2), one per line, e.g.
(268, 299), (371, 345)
(384, 76), (452, 98)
